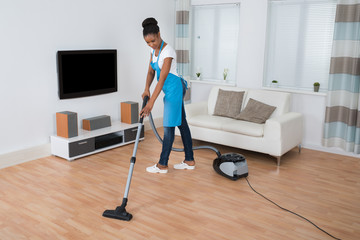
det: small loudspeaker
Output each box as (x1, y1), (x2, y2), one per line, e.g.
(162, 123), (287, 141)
(56, 111), (78, 138)
(121, 101), (139, 124)
(83, 115), (111, 131)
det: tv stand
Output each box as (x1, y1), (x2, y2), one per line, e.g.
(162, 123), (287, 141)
(50, 121), (144, 161)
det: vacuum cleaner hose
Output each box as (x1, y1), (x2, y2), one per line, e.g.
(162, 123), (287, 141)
(148, 111), (221, 158)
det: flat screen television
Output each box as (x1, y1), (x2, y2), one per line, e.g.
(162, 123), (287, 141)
(57, 49), (117, 99)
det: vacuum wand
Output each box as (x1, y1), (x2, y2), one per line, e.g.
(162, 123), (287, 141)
(102, 96), (149, 221)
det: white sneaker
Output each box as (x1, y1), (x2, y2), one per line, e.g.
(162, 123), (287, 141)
(146, 164), (168, 173)
(173, 161), (195, 170)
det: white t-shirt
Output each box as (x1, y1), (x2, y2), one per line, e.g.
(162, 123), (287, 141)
(151, 45), (179, 77)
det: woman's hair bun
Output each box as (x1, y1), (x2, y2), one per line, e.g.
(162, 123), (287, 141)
(142, 17), (160, 36)
(142, 17), (158, 28)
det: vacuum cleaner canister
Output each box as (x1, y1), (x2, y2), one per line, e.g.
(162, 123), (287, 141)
(213, 153), (248, 180)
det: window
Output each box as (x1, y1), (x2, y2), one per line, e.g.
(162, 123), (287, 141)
(264, 0), (337, 91)
(191, 3), (240, 84)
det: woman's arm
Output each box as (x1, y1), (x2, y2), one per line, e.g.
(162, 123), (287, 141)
(140, 57), (172, 117)
(142, 54), (155, 99)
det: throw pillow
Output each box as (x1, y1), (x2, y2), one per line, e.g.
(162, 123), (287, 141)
(235, 98), (276, 124)
(213, 89), (245, 118)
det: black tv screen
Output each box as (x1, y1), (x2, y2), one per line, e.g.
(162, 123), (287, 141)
(57, 49), (117, 99)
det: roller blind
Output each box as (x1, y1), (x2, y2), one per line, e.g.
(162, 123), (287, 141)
(264, 0), (337, 91)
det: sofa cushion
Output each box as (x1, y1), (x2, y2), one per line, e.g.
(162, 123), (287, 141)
(208, 86), (249, 115)
(187, 115), (234, 130)
(213, 89), (245, 118)
(244, 90), (290, 117)
(222, 119), (264, 137)
(187, 115), (264, 137)
(235, 98), (276, 124)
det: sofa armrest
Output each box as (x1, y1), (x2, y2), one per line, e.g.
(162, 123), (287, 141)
(184, 101), (208, 118)
(264, 112), (303, 154)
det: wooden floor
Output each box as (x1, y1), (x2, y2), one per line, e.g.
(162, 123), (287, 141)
(0, 129), (359, 240)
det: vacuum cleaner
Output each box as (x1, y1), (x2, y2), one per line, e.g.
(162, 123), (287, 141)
(103, 96), (248, 221)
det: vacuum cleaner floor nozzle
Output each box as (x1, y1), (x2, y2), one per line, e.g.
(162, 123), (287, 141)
(103, 206), (133, 221)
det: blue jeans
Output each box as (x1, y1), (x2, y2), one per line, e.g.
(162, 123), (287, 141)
(159, 82), (194, 166)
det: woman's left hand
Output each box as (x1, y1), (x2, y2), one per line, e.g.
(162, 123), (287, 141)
(140, 101), (154, 118)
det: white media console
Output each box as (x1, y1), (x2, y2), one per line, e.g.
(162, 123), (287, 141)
(50, 121), (144, 161)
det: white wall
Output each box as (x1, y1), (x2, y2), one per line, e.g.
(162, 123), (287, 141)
(291, 93), (327, 149)
(1, 0), (354, 158)
(189, 0), (355, 156)
(0, 0), (175, 155)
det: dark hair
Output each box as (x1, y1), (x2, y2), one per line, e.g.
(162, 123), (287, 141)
(142, 17), (160, 36)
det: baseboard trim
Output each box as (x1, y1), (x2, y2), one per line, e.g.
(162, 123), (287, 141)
(0, 144), (51, 169)
(302, 144), (359, 158)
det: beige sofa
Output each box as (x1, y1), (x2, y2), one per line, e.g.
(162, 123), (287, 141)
(178, 86), (303, 165)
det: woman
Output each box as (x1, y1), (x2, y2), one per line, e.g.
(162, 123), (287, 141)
(140, 17), (195, 174)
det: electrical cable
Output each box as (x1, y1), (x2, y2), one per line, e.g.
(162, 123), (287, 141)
(245, 177), (341, 240)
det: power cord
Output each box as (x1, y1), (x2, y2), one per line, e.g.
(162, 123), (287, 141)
(245, 177), (341, 240)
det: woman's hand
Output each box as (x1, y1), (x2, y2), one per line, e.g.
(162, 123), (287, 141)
(140, 90), (151, 118)
(140, 99), (154, 118)
(141, 90), (150, 100)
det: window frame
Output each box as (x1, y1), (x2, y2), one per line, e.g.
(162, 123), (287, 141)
(263, 0), (337, 92)
(190, 1), (241, 85)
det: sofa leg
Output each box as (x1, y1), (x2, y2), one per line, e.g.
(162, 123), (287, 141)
(276, 156), (281, 166)
(298, 144), (302, 153)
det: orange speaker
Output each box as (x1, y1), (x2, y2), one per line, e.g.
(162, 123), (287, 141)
(121, 101), (139, 124)
(56, 111), (78, 138)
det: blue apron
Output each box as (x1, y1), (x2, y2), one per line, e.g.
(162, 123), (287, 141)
(150, 41), (184, 127)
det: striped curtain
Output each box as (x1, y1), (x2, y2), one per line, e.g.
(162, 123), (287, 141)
(323, 0), (360, 154)
(175, 0), (191, 102)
